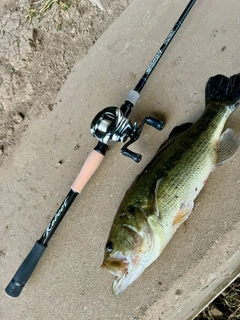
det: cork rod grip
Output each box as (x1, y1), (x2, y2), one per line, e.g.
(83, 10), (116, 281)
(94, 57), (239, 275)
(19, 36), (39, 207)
(71, 150), (104, 193)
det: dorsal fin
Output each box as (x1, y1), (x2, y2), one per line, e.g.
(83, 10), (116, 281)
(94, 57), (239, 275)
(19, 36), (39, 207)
(157, 122), (193, 153)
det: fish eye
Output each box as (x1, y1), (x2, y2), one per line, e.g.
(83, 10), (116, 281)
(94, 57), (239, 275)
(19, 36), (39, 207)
(106, 241), (113, 252)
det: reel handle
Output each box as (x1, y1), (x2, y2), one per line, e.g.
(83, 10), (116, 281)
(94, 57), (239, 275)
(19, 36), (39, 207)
(121, 116), (164, 162)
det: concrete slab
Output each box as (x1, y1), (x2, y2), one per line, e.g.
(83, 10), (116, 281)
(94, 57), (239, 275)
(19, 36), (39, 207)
(0, 0), (240, 319)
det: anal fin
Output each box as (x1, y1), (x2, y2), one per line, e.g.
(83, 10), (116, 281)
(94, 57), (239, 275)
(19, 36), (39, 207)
(214, 128), (240, 168)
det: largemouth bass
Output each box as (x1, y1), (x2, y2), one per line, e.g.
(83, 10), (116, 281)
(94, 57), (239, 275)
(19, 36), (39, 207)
(101, 74), (240, 295)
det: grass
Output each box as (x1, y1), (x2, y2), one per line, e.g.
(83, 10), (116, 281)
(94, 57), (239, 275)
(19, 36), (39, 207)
(26, 0), (72, 21)
(195, 277), (240, 320)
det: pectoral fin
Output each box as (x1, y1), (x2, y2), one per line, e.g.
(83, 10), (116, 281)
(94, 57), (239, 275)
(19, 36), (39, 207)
(173, 201), (194, 228)
(147, 177), (164, 218)
(213, 128), (240, 169)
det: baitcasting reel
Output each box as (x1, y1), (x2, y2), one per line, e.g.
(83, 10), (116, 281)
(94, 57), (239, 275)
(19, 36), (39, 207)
(90, 91), (164, 162)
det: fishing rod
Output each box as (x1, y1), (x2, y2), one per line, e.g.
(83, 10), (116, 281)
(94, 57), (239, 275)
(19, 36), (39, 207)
(5, 0), (197, 298)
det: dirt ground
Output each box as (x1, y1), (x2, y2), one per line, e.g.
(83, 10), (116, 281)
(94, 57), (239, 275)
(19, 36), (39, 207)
(195, 276), (240, 320)
(0, 0), (132, 167)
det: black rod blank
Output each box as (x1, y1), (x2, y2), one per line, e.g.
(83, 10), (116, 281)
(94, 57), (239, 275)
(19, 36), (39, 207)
(134, 0), (197, 93)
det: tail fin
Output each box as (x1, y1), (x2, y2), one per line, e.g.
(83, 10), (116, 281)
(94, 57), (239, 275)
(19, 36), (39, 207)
(205, 73), (240, 110)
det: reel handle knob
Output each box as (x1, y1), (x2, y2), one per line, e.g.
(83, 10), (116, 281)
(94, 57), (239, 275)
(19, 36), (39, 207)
(145, 117), (165, 130)
(121, 148), (142, 163)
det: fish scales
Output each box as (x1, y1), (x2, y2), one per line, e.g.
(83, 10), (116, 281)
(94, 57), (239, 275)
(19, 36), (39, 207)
(123, 108), (226, 218)
(102, 73), (240, 295)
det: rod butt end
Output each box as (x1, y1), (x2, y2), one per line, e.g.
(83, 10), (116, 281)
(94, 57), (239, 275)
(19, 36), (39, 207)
(5, 279), (24, 298)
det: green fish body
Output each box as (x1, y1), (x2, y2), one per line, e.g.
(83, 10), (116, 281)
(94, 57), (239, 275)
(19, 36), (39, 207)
(102, 74), (240, 295)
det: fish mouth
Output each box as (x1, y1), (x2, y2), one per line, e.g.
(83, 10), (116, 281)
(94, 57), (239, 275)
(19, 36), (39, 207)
(101, 258), (128, 277)
(101, 254), (143, 294)
(111, 255), (143, 295)
(101, 252), (131, 277)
